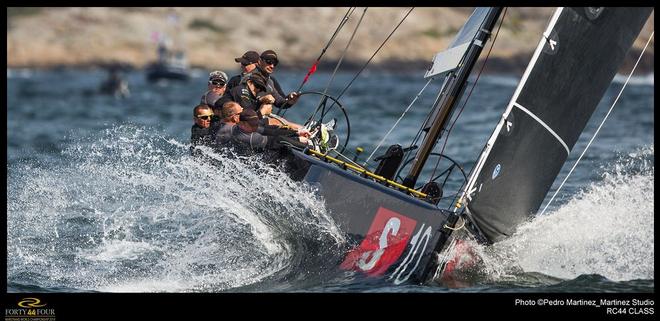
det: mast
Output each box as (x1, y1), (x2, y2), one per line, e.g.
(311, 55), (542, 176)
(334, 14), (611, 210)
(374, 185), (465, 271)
(402, 7), (502, 188)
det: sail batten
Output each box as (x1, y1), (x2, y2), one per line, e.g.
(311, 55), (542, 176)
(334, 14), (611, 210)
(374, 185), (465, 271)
(462, 7), (653, 243)
(513, 102), (570, 155)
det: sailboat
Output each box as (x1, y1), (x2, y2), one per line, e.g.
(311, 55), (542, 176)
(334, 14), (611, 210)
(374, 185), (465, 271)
(145, 39), (190, 82)
(282, 7), (652, 284)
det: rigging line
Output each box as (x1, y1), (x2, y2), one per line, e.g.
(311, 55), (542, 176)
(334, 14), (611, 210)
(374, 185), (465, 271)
(321, 8), (368, 96)
(279, 8), (356, 117)
(295, 7), (356, 94)
(540, 30), (654, 215)
(443, 216), (465, 231)
(395, 85), (445, 176)
(363, 77), (435, 166)
(318, 7), (416, 121)
(301, 7), (369, 122)
(429, 7), (507, 181)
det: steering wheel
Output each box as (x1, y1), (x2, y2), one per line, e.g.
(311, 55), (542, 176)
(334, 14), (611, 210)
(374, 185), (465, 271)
(286, 91), (351, 154)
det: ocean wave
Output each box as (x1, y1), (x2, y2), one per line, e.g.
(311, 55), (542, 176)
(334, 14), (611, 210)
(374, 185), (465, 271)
(478, 145), (654, 282)
(8, 124), (346, 292)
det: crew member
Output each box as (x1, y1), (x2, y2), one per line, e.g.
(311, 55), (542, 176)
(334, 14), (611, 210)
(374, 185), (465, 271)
(190, 104), (215, 156)
(216, 101), (310, 149)
(227, 51), (259, 90)
(229, 109), (308, 156)
(255, 50), (300, 109)
(214, 101), (243, 146)
(201, 70), (228, 110)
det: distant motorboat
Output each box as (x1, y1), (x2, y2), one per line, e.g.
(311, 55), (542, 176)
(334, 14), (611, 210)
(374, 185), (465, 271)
(145, 43), (190, 82)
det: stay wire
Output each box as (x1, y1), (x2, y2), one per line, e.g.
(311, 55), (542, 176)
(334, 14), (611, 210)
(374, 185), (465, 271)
(301, 8), (369, 122)
(279, 7), (355, 116)
(317, 7), (416, 122)
(396, 86), (445, 177)
(540, 30), (654, 215)
(295, 7), (355, 93)
(363, 76), (434, 166)
(321, 8), (366, 96)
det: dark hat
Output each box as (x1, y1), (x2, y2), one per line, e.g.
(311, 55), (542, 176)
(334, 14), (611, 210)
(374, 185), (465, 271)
(239, 109), (260, 127)
(260, 50), (279, 64)
(247, 72), (268, 91)
(234, 51), (260, 65)
(208, 70), (228, 84)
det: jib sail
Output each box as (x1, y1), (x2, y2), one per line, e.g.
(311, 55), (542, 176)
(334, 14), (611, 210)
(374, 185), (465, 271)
(425, 7), (492, 79)
(462, 7), (653, 243)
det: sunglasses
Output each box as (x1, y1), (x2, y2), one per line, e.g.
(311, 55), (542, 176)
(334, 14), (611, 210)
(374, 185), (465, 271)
(210, 80), (226, 87)
(263, 58), (278, 66)
(196, 114), (214, 120)
(241, 62), (253, 67)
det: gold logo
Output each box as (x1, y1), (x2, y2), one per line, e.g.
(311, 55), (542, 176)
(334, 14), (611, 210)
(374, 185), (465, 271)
(17, 298), (47, 308)
(6, 297), (55, 320)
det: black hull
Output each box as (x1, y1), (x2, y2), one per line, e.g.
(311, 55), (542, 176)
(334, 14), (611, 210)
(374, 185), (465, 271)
(291, 150), (456, 284)
(145, 64), (190, 82)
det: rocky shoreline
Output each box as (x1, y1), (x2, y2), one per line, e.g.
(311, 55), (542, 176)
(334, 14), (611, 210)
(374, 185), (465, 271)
(7, 7), (654, 74)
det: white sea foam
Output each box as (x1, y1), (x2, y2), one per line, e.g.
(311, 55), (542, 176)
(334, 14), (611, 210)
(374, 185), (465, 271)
(479, 146), (654, 282)
(81, 239), (160, 261)
(8, 124), (345, 292)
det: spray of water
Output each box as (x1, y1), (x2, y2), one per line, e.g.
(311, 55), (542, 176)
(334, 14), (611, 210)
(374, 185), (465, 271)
(8, 124), (346, 292)
(473, 146), (654, 282)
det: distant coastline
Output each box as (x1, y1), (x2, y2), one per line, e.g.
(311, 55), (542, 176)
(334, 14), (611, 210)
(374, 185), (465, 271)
(7, 8), (654, 74)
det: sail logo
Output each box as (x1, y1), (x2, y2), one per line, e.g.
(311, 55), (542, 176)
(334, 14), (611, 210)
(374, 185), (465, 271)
(585, 7), (604, 20)
(340, 207), (417, 276)
(492, 164), (501, 180)
(542, 30), (559, 55)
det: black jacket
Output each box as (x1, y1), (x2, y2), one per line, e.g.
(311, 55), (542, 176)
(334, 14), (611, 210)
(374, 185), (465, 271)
(228, 124), (310, 179)
(233, 67), (293, 109)
(200, 90), (224, 107)
(190, 123), (216, 156)
(215, 84), (266, 118)
(229, 125), (305, 156)
(227, 74), (243, 90)
(257, 66), (291, 109)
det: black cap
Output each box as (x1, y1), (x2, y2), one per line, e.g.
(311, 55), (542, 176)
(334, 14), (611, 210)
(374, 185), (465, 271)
(247, 72), (268, 91)
(235, 51), (260, 65)
(260, 50), (279, 64)
(239, 109), (260, 127)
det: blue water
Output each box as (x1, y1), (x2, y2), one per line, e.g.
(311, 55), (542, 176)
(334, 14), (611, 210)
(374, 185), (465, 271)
(6, 68), (654, 293)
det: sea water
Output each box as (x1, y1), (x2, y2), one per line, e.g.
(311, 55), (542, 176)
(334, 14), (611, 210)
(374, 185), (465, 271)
(6, 68), (654, 292)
